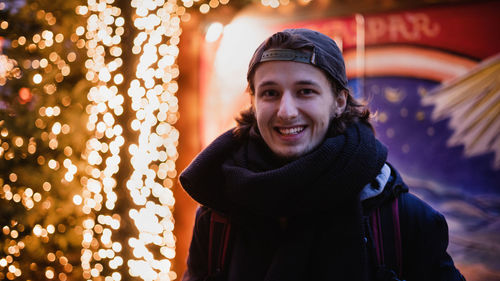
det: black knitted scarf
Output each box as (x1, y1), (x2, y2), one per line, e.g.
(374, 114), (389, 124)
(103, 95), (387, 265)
(180, 122), (387, 280)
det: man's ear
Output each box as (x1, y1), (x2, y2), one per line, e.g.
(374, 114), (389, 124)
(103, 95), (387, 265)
(335, 89), (348, 115)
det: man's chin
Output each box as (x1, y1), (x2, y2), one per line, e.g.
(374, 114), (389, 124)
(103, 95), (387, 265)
(272, 147), (309, 162)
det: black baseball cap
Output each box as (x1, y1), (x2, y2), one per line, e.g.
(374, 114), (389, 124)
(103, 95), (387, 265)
(247, 28), (348, 90)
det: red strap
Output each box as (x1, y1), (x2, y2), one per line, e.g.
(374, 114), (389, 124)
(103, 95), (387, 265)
(370, 198), (402, 278)
(221, 220), (231, 267)
(208, 212), (215, 276)
(392, 197), (402, 277)
(370, 207), (384, 266)
(208, 211), (231, 276)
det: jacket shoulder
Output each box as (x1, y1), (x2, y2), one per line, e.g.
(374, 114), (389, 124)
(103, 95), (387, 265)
(398, 191), (465, 280)
(399, 192), (444, 223)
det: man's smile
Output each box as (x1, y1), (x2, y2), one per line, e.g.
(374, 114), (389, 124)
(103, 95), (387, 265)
(275, 126), (306, 136)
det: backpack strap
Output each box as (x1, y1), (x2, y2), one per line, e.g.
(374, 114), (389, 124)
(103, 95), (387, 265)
(208, 210), (232, 277)
(370, 197), (403, 280)
(392, 197), (402, 276)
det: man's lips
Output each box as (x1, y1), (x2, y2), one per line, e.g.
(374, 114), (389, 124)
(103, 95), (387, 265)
(274, 126), (306, 136)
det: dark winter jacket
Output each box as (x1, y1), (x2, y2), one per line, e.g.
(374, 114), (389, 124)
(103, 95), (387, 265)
(182, 164), (465, 281)
(180, 124), (465, 281)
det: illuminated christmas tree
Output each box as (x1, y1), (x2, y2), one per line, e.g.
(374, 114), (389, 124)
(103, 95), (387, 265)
(0, 0), (90, 279)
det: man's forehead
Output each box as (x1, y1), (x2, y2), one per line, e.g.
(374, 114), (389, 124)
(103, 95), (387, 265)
(253, 61), (329, 87)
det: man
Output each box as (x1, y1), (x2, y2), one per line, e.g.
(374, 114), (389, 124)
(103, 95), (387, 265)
(180, 28), (465, 281)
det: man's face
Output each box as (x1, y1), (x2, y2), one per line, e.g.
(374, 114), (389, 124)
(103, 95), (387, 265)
(253, 61), (346, 159)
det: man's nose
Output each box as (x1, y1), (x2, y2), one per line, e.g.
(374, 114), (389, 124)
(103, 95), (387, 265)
(277, 92), (298, 120)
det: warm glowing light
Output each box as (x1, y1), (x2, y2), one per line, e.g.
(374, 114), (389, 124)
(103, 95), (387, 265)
(18, 87), (32, 102)
(47, 225), (55, 234)
(200, 3), (210, 13)
(73, 194), (83, 205)
(125, 0), (182, 279)
(205, 22), (224, 43)
(81, 0), (125, 279)
(33, 225), (43, 236)
(46, 269), (55, 279)
(33, 73), (42, 84)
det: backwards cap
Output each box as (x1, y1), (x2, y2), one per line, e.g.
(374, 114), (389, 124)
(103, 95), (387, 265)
(247, 28), (348, 90)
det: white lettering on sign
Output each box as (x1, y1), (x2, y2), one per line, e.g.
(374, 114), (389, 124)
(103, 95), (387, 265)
(366, 13), (440, 43)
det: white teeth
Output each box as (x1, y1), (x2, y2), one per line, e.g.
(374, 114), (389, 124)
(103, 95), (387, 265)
(278, 126), (304, 135)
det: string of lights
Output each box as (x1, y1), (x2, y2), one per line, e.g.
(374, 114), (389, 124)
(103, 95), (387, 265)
(77, 0), (125, 280)
(125, 0), (181, 279)
(76, 0), (237, 279)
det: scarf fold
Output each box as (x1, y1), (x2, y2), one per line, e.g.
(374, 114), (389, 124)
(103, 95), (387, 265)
(180, 121), (388, 281)
(180, 122), (387, 218)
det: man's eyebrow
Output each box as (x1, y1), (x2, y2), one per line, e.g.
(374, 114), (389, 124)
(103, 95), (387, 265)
(295, 80), (321, 87)
(256, 80), (321, 88)
(256, 80), (278, 88)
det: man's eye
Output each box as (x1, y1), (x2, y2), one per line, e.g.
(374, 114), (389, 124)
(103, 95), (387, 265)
(298, 89), (315, 95)
(261, 90), (279, 97)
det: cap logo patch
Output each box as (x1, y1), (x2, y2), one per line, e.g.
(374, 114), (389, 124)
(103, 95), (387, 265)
(260, 48), (315, 65)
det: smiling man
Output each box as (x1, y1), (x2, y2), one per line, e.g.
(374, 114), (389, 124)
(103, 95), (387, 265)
(253, 59), (345, 159)
(180, 29), (465, 281)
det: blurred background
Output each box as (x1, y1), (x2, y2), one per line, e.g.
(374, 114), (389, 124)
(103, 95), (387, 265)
(0, 0), (499, 280)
